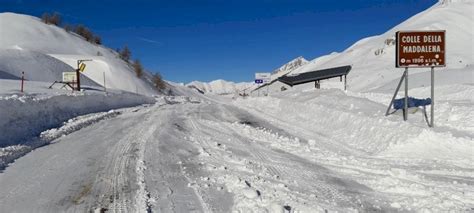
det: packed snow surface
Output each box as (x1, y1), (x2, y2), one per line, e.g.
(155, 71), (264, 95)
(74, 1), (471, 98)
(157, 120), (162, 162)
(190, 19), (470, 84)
(1, 84), (472, 212)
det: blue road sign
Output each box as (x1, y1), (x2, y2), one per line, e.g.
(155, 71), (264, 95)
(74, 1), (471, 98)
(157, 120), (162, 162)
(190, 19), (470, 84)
(255, 79), (263, 84)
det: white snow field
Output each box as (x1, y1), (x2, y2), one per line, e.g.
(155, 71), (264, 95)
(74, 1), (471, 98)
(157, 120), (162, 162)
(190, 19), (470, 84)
(0, 0), (473, 212)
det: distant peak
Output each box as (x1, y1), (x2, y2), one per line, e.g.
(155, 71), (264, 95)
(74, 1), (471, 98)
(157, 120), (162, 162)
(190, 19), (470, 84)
(272, 56), (309, 74)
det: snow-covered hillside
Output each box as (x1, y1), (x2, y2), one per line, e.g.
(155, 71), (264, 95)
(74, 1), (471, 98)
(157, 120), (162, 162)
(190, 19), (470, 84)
(186, 79), (253, 95)
(286, 0), (473, 92)
(272, 56), (308, 75)
(0, 13), (159, 95)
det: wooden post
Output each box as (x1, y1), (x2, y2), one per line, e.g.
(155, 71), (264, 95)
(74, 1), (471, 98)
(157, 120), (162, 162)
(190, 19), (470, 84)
(76, 61), (81, 91)
(21, 71), (25, 93)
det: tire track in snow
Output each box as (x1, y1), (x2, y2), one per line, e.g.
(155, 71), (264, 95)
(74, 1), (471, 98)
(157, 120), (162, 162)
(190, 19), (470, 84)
(183, 103), (380, 211)
(87, 107), (157, 212)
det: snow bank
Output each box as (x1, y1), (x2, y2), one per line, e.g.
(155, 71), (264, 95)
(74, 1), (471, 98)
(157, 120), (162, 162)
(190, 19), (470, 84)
(232, 86), (473, 211)
(234, 88), (473, 162)
(0, 80), (155, 147)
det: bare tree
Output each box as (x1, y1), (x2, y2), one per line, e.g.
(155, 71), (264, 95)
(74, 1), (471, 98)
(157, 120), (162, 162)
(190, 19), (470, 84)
(152, 72), (166, 90)
(132, 59), (143, 77)
(63, 23), (73, 32)
(41, 12), (51, 24)
(94, 35), (102, 45)
(49, 12), (61, 26)
(74, 25), (93, 41)
(120, 45), (131, 62)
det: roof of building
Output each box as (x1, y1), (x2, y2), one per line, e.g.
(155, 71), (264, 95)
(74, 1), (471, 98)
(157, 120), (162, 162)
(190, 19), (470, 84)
(278, 65), (351, 86)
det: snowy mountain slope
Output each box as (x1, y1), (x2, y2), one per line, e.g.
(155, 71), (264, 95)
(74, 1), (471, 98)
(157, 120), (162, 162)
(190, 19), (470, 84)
(272, 56), (308, 75)
(186, 79), (253, 95)
(269, 56), (309, 82)
(250, 56), (310, 95)
(0, 49), (98, 86)
(288, 0), (473, 92)
(0, 12), (159, 95)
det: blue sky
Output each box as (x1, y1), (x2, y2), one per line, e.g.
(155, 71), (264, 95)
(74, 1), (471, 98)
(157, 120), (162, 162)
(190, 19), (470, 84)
(3, 0), (436, 83)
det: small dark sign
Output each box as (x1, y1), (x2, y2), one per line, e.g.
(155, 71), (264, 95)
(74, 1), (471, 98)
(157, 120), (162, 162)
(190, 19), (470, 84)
(396, 31), (446, 68)
(255, 79), (263, 84)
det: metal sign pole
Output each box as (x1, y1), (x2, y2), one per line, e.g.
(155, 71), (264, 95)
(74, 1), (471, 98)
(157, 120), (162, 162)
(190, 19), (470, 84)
(404, 67), (408, 121)
(385, 72), (406, 116)
(431, 66), (435, 127)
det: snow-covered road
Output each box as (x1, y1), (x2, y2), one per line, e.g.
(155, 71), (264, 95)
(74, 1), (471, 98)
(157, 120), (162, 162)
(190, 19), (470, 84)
(0, 90), (473, 212)
(0, 97), (381, 212)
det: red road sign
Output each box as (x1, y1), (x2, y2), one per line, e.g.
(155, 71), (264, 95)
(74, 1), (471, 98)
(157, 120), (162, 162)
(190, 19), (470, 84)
(396, 31), (446, 68)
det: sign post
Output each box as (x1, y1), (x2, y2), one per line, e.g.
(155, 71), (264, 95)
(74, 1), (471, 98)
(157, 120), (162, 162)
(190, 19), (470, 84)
(76, 59), (91, 91)
(389, 30), (445, 127)
(255, 73), (271, 96)
(431, 66), (435, 127)
(404, 68), (408, 121)
(62, 72), (77, 82)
